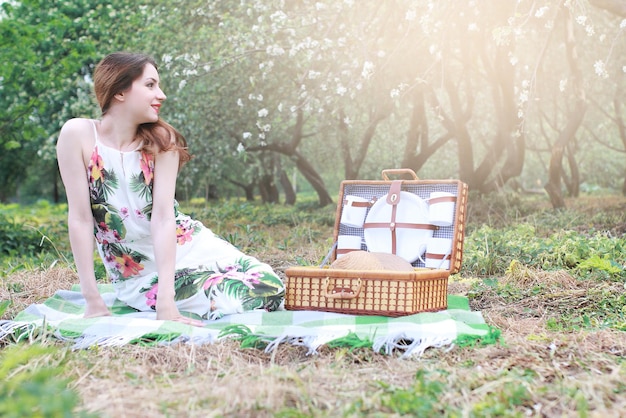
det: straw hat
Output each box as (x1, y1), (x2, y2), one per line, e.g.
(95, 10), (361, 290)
(330, 251), (415, 271)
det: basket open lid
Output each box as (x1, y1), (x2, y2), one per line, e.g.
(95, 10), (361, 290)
(331, 168), (468, 274)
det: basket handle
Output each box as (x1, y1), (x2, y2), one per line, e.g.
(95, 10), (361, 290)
(381, 168), (419, 181)
(323, 278), (362, 299)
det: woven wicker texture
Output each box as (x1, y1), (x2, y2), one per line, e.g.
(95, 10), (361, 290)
(284, 267), (449, 317)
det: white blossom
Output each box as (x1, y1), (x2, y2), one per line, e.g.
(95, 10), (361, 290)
(390, 89), (400, 98)
(468, 23), (478, 32)
(594, 60), (608, 78)
(576, 15), (587, 25)
(621, 19), (626, 29)
(256, 121), (268, 132)
(178, 80), (187, 90)
(237, 98), (244, 107)
(535, 6), (549, 18)
(519, 91), (528, 103)
(243, 132), (252, 140)
(405, 9), (417, 21)
(559, 79), (568, 92)
(258, 108), (269, 118)
(269, 10), (287, 22)
(361, 61), (374, 79)
(266, 44), (285, 56)
(236, 143), (245, 153)
(336, 85), (347, 96)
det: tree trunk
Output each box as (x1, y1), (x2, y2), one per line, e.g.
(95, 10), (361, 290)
(207, 184), (219, 200)
(258, 174), (279, 203)
(339, 103), (392, 180)
(279, 169), (296, 205)
(441, 78), (477, 185)
(246, 104), (333, 207)
(483, 48), (526, 192)
(544, 10), (588, 209)
(248, 144), (333, 207)
(563, 144), (580, 197)
(292, 150), (333, 206)
(612, 92), (626, 196)
(226, 178), (255, 201)
(247, 145), (333, 207)
(401, 88), (454, 172)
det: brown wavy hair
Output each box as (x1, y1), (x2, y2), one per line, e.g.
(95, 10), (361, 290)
(93, 52), (191, 167)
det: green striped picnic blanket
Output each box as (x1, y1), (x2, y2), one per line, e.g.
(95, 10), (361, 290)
(0, 284), (499, 357)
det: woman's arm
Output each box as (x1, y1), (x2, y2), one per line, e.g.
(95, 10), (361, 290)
(56, 119), (110, 317)
(151, 147), (203, 326)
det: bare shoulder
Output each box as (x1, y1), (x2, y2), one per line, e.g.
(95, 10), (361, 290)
(58, 118), (95, 141)
(57, 118), (97, 164)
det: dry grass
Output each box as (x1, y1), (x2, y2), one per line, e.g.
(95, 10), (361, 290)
(0, 265), (77, 319)
(2, 262), (625, 417)
(2, 196), (626, 416)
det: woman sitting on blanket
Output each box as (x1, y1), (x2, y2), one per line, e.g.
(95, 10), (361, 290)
(56, 52), (285, 326)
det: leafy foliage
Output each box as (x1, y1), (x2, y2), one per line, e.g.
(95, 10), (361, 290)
(0, 213), (50, 257)
(463, 223), (626, 281)
(1, 1), (625, 206)
(0, 344), (93, 417)
(0, 0), (154, 202)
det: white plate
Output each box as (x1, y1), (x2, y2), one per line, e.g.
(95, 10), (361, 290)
(363, 191), (433, 263)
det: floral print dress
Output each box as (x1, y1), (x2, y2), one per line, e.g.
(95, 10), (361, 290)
(87, 122), (285, 319)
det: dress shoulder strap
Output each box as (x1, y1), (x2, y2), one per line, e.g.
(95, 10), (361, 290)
(92, 120), (99, 143)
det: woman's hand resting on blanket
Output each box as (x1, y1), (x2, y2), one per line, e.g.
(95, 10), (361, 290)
(83, 296), (112, 318)
(156, 299), (205, 327)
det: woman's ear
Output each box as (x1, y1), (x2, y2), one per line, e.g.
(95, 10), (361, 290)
(113, 92), (125, 102)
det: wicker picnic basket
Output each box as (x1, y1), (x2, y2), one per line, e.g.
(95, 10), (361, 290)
(284, 169), (468, 317)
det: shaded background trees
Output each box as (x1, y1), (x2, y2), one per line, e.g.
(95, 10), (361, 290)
(1, 0), (624, 208)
